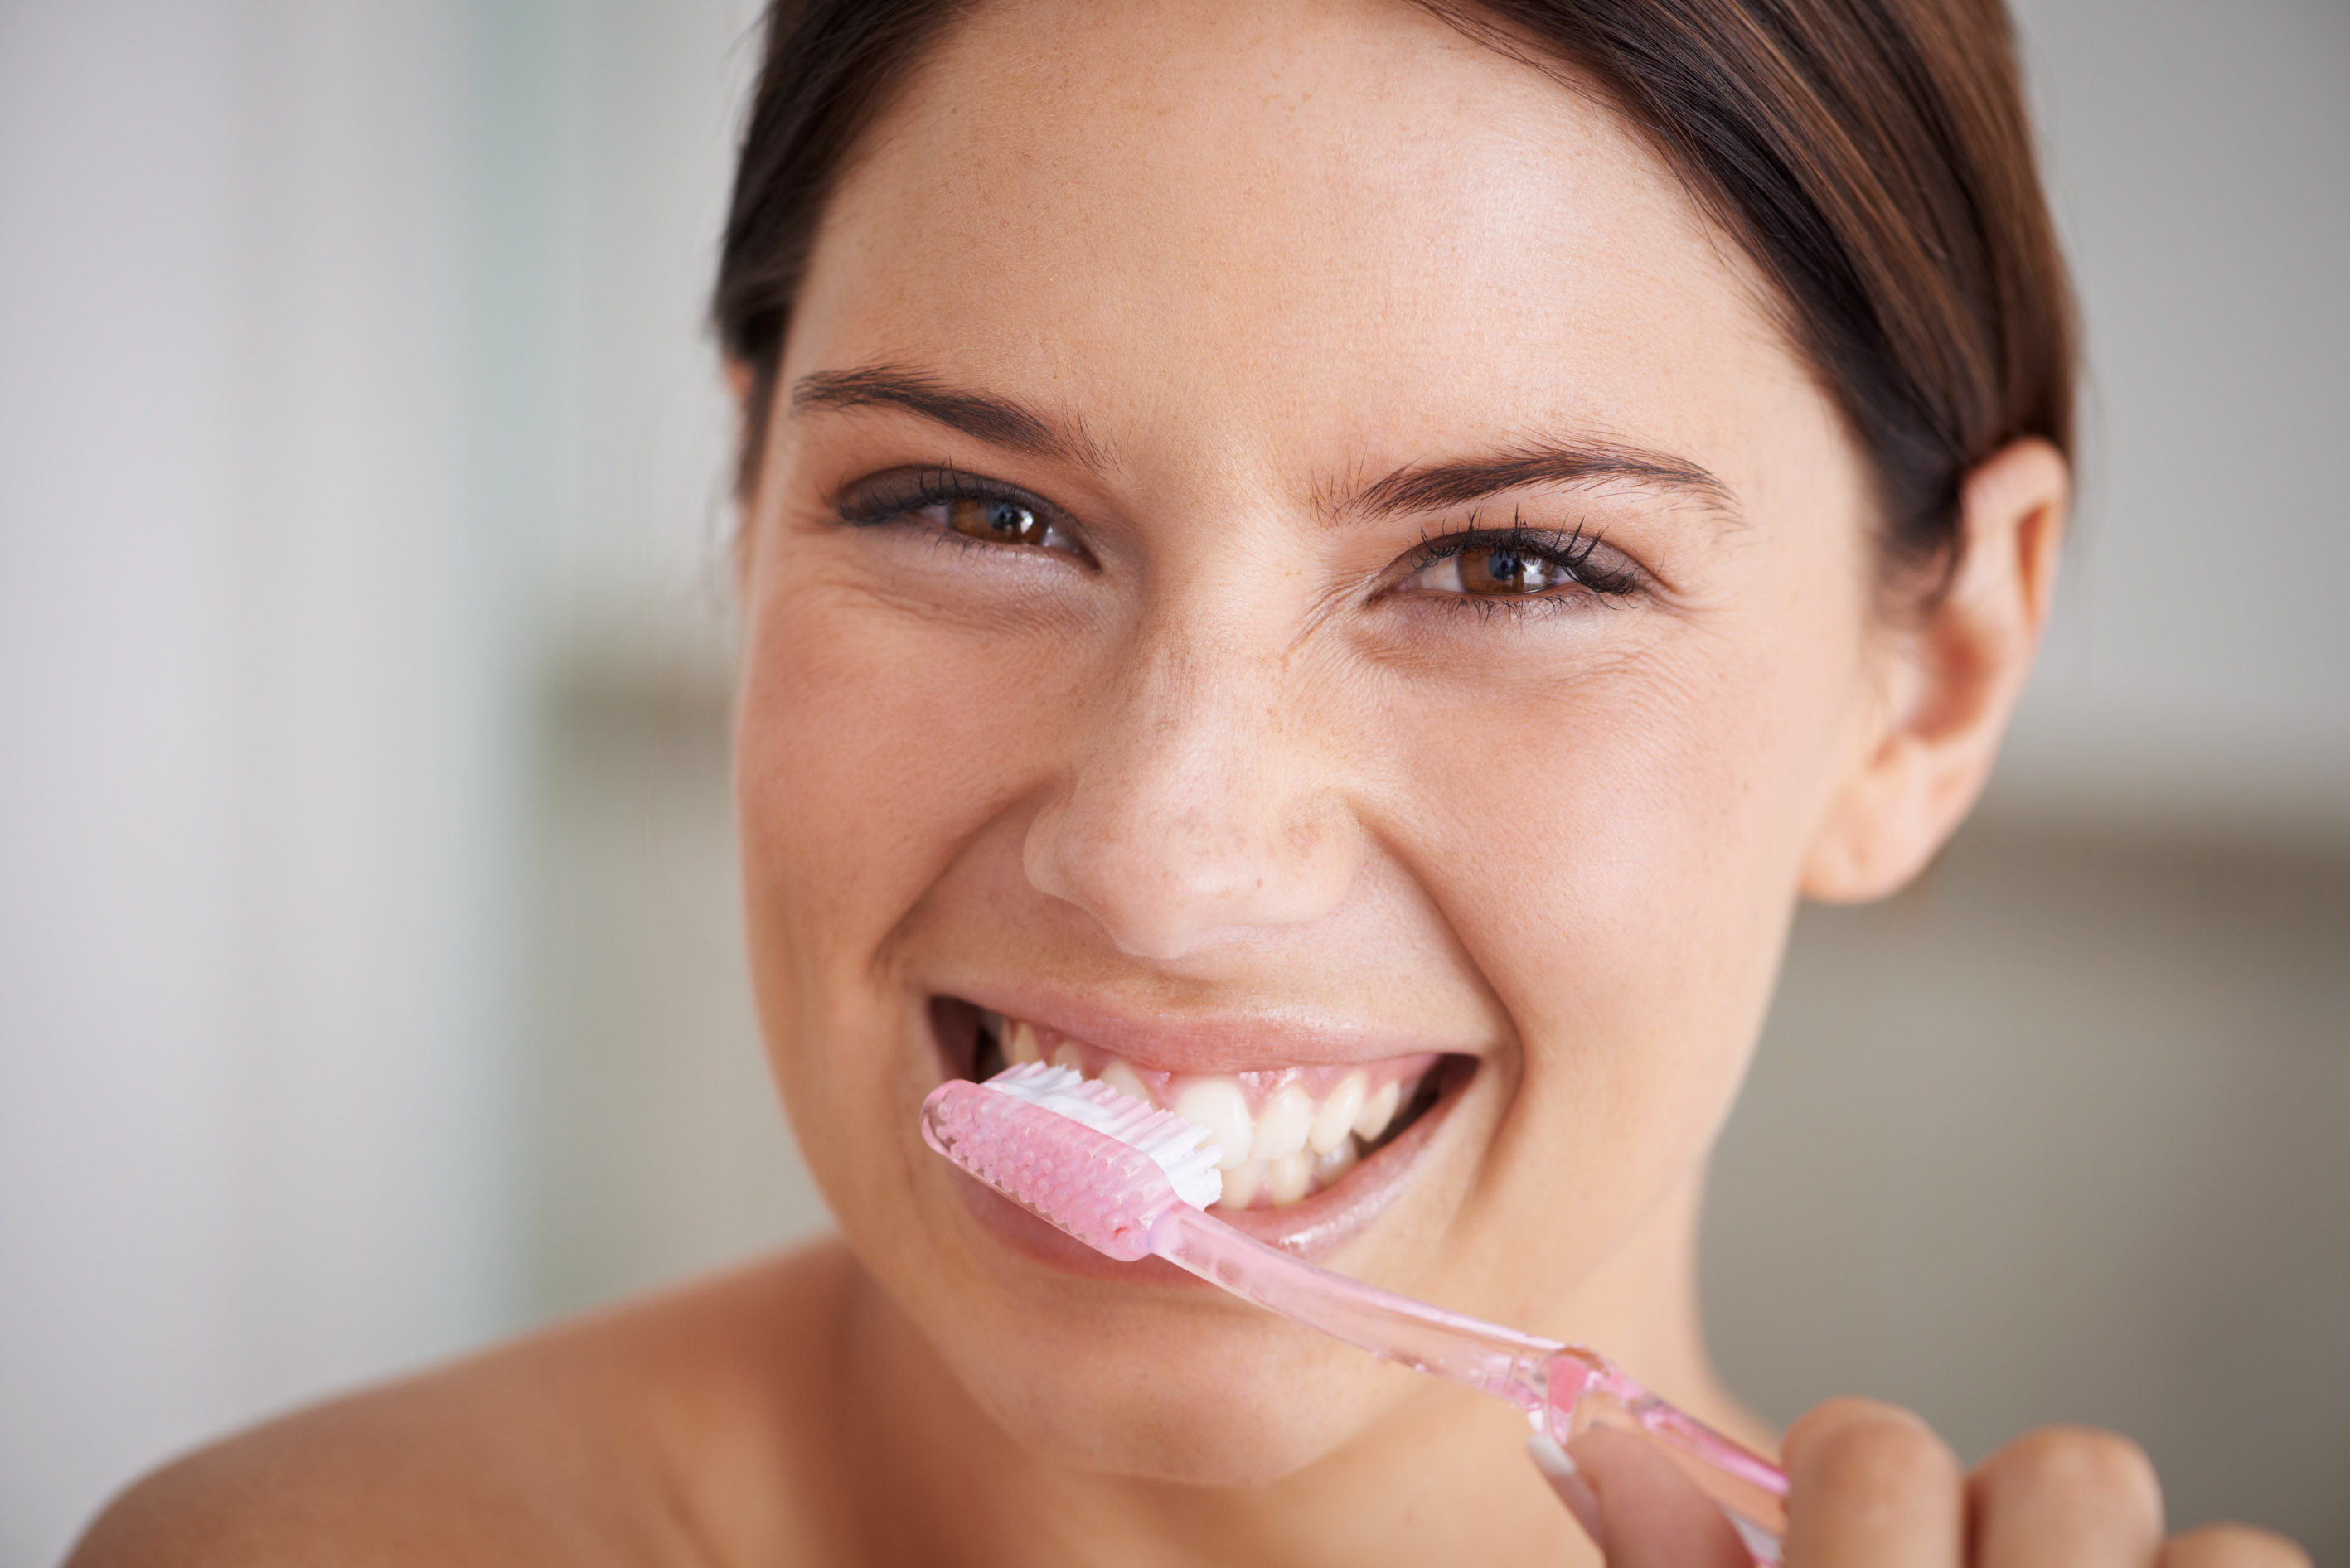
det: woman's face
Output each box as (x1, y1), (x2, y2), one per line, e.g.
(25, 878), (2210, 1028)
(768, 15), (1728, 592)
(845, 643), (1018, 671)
(737, 0), (1886, 1481)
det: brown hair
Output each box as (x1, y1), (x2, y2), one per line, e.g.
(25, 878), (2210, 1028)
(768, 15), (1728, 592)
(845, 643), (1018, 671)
(714, 0), (2075, 587)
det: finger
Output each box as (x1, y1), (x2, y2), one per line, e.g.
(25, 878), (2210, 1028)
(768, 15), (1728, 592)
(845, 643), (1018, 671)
(1970, 1427), (2163, 1568)
(1781, 1396), (1965, 1568)
(2159, 1522), (2314, 1568)
(1527, 1434), (1610, 1549)
(1559, 1425), (1750, 1568)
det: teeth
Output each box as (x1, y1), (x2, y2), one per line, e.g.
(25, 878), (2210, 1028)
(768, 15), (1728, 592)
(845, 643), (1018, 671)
(1311, 1138), (1358, 1186)
(1170, 1077), (1254, 1171)
(1097, 1057), (1150, 1105)
(1220, 1158), (1267, 1209)
(1267, 1149), (1314, 1206)
(1250, 1083), (1313, 1164)
(1310, 1072), (1366, 1154)
(980, 1014), (1436, 1207)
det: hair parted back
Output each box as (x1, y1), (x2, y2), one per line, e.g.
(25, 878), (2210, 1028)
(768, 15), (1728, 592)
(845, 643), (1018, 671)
(714, 0), (2075, 589)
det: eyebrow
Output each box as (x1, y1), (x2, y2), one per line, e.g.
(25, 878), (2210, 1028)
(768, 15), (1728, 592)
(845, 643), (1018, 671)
(1344, 444), (1741, 528)
(791, 364), (1737, 525)
(790, 365), (1108, 470)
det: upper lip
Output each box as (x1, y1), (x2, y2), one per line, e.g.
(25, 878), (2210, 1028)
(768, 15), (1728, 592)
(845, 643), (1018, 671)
(937, 980), (1485, 1077)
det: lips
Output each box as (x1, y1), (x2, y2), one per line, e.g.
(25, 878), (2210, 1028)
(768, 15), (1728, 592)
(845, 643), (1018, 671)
(924, 994), (1465, 1266)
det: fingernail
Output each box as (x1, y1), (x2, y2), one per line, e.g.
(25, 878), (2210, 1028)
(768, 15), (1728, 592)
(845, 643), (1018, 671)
(1527, 1433), (1608, 1554)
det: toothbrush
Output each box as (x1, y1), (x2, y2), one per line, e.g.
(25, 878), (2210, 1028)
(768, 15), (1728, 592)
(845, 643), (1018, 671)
(922, 1062), (1790, 1564)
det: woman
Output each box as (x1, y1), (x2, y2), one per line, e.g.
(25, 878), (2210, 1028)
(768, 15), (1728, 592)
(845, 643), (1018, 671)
(73, 1), (2310, 1564)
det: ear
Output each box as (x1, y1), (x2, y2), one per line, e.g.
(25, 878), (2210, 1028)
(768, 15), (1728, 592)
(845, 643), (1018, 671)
(1801, 438), (2068, 903)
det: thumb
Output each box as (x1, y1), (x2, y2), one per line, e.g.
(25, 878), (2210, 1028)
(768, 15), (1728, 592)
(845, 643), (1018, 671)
(1528, 1426), (1751, 1567)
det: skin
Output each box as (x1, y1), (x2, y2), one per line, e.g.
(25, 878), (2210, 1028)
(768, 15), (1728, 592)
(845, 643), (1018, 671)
(67, 2), (2310, 1565)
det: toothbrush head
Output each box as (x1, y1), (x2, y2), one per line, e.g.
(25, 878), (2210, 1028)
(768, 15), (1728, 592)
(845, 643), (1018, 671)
(921, 1064), (1223, 1261)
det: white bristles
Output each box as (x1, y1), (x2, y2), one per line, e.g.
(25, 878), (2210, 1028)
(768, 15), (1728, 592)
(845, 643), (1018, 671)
(980, 1063), (1225, 1211)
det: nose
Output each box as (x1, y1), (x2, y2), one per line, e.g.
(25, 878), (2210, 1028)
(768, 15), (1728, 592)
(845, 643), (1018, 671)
(1022, 626), (1366, 962)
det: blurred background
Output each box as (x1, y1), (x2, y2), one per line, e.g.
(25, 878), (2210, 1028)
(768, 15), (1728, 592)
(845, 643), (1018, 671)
(1, 0), (2343, 1561)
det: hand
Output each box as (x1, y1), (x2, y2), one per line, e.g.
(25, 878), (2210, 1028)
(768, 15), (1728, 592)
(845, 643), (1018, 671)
(1529, 1397), (2310, 1567)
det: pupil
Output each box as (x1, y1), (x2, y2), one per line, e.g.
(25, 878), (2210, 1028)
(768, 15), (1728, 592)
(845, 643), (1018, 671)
(1468, 547), (1538, 592)
(947, 495), (1043, 544)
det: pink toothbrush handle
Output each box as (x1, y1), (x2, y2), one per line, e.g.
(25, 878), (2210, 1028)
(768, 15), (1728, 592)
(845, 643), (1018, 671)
(1539, 1347), (1788, 1563)
(1149, 1207), (1786, 1562)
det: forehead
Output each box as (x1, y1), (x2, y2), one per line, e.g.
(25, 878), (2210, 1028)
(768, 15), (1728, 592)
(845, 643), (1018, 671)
(788, 0), (1800, 482)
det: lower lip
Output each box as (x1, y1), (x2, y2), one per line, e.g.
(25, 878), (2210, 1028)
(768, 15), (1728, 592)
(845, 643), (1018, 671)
(938, 1056), (1471, 1284)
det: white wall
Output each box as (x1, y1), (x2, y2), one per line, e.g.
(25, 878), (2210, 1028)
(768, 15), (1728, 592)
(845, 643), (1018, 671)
(1998, 0), (2350, 836)
(1, 1), (522, 1559)
(2, 4), (253, 1555)
(1, 0), (767, 1557)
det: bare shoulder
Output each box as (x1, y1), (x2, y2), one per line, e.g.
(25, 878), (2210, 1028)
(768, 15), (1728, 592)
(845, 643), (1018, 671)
(68, 1241), (864, 1568)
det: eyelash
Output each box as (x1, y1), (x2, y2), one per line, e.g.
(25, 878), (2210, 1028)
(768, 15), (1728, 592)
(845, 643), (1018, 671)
(1393, 518), (1642, 617)
(834, 471), (1644, 612)
(835, 466), (1086, 558)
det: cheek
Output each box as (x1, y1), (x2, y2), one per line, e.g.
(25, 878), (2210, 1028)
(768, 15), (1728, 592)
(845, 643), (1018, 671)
(1398, 602), (1868, 1212)
(738, 571), (1039, 956)
(734, 555), (1118, 1212)
(734, 575), (1012, 1150)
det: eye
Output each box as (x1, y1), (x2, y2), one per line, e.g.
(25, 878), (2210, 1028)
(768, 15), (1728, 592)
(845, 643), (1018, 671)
(1413, 543), (1578, 597)
(946, 496), (1051, 546)
(836, 467), (1088, 560)
(1392, 525), (1640, 606)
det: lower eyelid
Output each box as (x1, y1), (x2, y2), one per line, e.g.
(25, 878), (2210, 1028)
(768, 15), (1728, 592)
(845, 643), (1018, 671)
(1418, 592), (1587, 623)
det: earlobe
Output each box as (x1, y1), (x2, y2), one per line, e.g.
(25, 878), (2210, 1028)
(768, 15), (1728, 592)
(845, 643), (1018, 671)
(1800, 438), (2069, 903)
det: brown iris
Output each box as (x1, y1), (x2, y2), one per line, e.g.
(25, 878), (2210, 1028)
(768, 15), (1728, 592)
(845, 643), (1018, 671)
(1455, 544), (1571, 594)
(947, 496), (1049, 545)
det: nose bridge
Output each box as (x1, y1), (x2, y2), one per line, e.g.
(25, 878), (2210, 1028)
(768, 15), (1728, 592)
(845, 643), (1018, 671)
(1109, 627), (1286, 838)
(1023, 609), (1363, 961)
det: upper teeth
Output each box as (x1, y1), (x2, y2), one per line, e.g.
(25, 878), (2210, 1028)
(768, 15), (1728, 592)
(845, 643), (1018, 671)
(1170, 1077), (1254, 1169)
(986, 1014), (1426, 1209)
